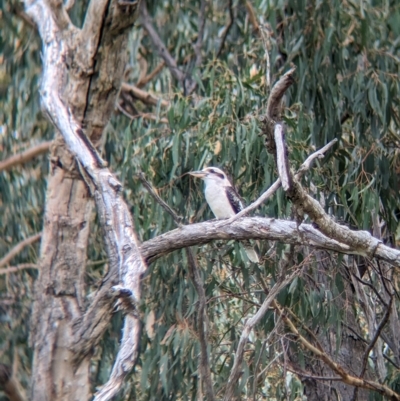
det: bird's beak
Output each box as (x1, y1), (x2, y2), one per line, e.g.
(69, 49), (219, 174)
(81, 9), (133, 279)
(188, 170), (207, 178)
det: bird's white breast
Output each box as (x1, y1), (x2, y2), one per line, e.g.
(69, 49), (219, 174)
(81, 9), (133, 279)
(204, 181), (236, 219)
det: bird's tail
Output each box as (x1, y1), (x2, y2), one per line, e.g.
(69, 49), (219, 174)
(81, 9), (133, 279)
(241, 240), (259, 263)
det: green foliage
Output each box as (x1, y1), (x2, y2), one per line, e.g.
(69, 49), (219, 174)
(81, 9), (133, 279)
(1, 0), (400, 399)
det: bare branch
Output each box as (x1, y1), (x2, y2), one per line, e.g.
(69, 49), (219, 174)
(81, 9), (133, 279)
(264, 70), (382, 257)
(0, 142), (51, 172)
(266, 67), (296, 121)
(117, 103), (169, 124)
(0, 264), (38, 275)
(218, 179), (281, 225)
(140, 217), (400, 268)
(274, 123), (291, 190)
(295, 138), (338, 179)
(216, 0), (234, 58)
(137, 60), (166, 88)
(137, 173), (182, 225)
(0, 233), (41, 268)
(218, 138), (339, 226)
(274, 302), (400, 400)
(359, 295), (393, 378)
(223, 268), (301, 401)
(120, 82), (170, 108)
(139, 0), (179, 77)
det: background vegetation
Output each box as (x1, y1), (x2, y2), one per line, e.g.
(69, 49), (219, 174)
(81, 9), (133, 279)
(1, 0), (400, 399)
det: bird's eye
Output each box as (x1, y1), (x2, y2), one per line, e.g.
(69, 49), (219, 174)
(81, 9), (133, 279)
(209, 168), (215, 173)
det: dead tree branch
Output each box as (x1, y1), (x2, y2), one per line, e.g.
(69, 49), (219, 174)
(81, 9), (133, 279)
(262, 68), (383, 258)
(223, 268), (301, 401)
(0, 264), (38, 275)
(274, 302), (400, 400)
(359, 295), (393, 378)
(139, 217), (400, 268)
(139, 0), (196, 94)
(25, 1), (145, 400)
(0, 142), (51, 172)
(0, 233), (42, 268)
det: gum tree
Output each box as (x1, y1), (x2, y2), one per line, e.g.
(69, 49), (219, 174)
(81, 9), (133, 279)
(1, 1), (400, 400)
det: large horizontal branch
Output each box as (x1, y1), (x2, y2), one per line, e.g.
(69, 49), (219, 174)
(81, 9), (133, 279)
(140, 217), (400, 267)
(0, 142), (51, 172)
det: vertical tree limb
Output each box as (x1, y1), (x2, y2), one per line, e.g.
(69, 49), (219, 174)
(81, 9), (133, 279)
(223, 268), (301, 401)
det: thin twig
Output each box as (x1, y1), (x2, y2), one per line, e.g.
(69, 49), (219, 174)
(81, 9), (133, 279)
(136, 61), (166, 88)
(137, 173), (182, 225)
(252, 339), (267, 401)
(295, 138), (338, 179)
(186, 249), (216, 401)
(194, 0), (207, 67)
(359, 295), (393, 378)
(216, 0), (234, 58)
(281, 362), (343, 381)
(0, 142), (51, 172)
(140, 1), (196, 94)
(0, 264), (38, 275)
(0, 233), (42, 268)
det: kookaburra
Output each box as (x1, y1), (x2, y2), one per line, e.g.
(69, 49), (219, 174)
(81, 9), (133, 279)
(189, 167), (259, 263)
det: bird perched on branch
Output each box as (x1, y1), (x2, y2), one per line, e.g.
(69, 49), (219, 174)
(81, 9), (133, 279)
(189, 167), (259, 263)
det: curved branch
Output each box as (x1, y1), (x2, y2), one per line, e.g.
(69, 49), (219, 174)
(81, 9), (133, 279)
(0, 142), (51, 172)
(140, 217), (400, 267)
(0, 233), (41, 268)
(274, 302), (400, 400)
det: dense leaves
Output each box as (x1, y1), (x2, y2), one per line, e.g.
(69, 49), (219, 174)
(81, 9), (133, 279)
(1, 0), (400, 399)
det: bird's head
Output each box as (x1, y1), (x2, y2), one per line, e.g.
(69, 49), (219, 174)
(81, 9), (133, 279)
(189, 167), (231, 186)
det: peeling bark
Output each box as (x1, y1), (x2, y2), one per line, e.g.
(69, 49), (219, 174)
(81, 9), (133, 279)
(24, 1), (141, 400)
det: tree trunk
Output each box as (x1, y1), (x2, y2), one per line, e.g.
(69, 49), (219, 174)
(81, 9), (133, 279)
(26, 1), (140, 399)
(30, 140), (93, 400)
